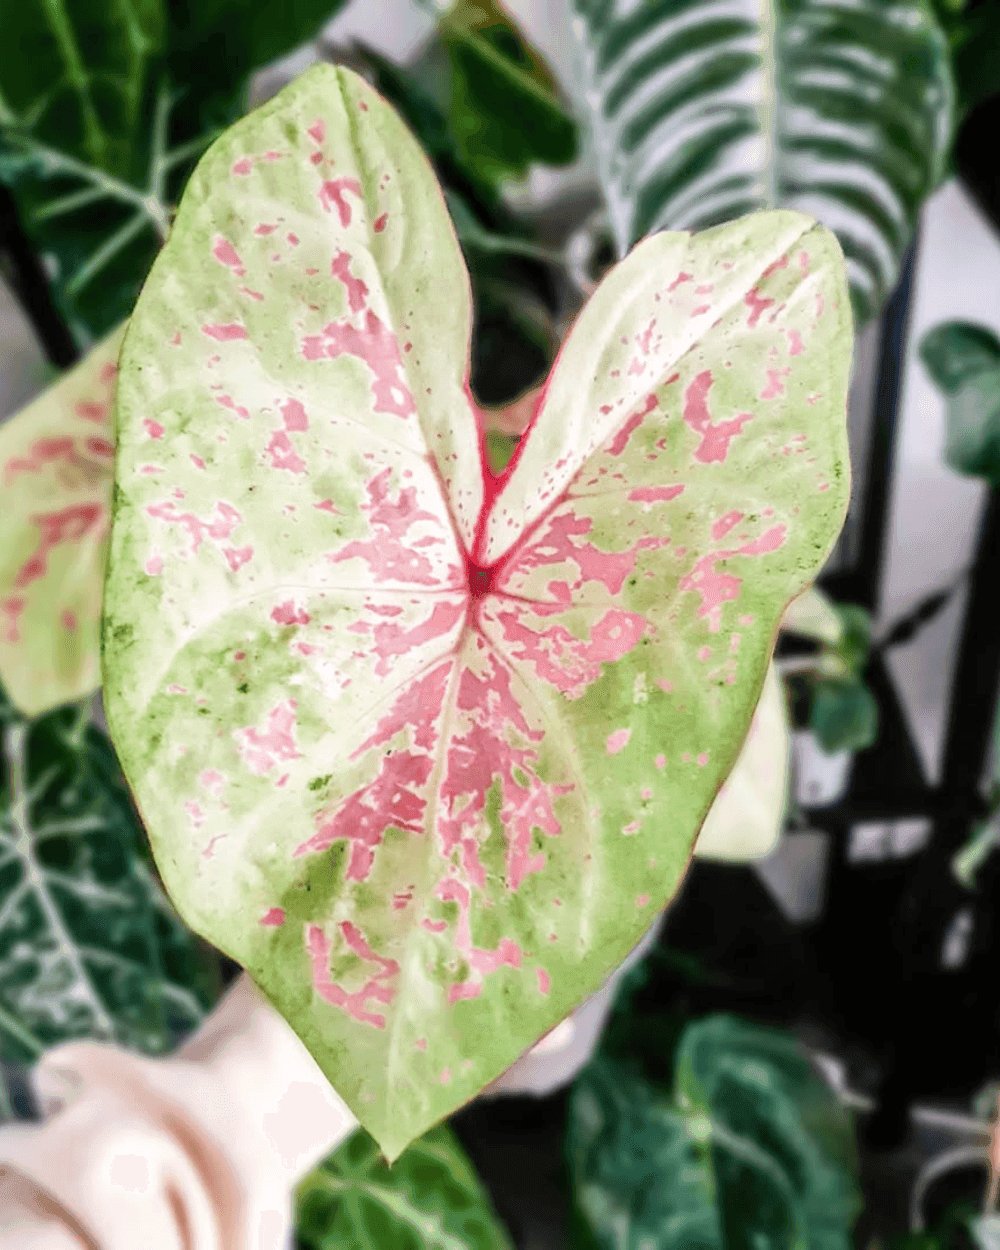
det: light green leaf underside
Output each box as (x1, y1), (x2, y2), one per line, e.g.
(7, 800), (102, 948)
(568, 0), (954, 326)
(694, 660), (789, 861)
(103, 62), (851, 1160)
(0, 324), (125, 717)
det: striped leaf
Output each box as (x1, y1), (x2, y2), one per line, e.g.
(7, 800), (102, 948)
(568, 0), (954, 325)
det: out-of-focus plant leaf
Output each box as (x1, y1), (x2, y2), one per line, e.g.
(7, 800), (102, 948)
(921, 321), (1000, 487)
(568, 1014), (862, 1250)
(782, 587), (843, 647)
(295, 1123), (514, 1250)
(810, 678), (878, 753)
(0, 0), (165, 176)
(0, 693), (219, 1064)
(440, 0), (578, 186)
(0, 0), (170, 340)
(0, 324), (125, 717)
(921, 322), (1000, 393)
(834, 605), (873, 678)
(694, 661), (790, 862)
(929, 0), (1000, 115)
(166, 0), (352, 135)
(568, 0), (954, 327)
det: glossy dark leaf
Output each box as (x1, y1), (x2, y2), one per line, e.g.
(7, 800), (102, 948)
(809, 678), (878, 753)
(295, 1123), (515, 1250)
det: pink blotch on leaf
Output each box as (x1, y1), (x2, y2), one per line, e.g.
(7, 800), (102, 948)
(315, 500), (339, 514)
(144, 419), (164, 440)
(307, 119), (325, 144)
(294, 664), (450, 877)
(306, 922), (399, 1030)
(146, 499), (242, 556)
(607, 394), (658, 455)
(271, 600), (310, 626)
(760, 367), (791, 400)
(787, 329), (804, 356)
(201, 322), (247, 341)
(331, 250), (369, 313)
(745, 288), (775, 327)
(234, 699), (303, 775)
(668, 272), (692, 292)
(606, 728), (631, 755)
(145, 554), (163, 576)
(212, 237), (245, 276)
(60, 610), (77, 632)
(281, 398), (308, 431)
(537, 968), (551, 995)
(712, 511), (743, 541)
(655, 754), (666, 769)
(319, 177), (363, 226)
(683, 371), (753, 463)
(1, 597), (24, 644)
(260, 908), (285, 927)
(327, 467), (452, 586)
(15, 505), (103, 589)
(266, 430), (306, 474)
(636, 894), (650, 908)
(223, 546), (253, 571)
(301, 304), (416, 421)
(629, 485), (684, 505)
(373, 212), (388, 233)
(697, 753), (709, 767)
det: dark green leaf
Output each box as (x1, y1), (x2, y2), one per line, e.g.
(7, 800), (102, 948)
(442, 0), (578, 186)
(0, 0), (165, 176)
(295, 1123), (515, 1250)
(568, 1056), (721, 1250)
(920, 322), (1000, 394)
(0, 693), (220, 1061)
(809, 678), (878, 753)
(569, 1016), (861, 1250)
(943, 370), (1000, 485)
(166, 0), (351, 132)
(833, 604), (872, 677)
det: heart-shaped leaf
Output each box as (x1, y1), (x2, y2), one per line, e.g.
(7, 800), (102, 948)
(0, 324), (125, 717)
(102, 63), (851, 1159)
(567, 0), (954, 326)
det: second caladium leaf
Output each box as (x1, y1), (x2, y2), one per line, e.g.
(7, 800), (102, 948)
(0, 325), (125, 716)
(102, 63), (851, 1159)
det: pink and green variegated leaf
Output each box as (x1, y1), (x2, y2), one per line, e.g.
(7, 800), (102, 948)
(0, 325), (125, 715)
(101, 62), (851, 1160)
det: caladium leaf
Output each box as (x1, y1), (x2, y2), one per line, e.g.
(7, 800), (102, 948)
(102, 62), (851, 1159)
(694, 660), (789, 861)
(0, 324), (125, 717)
(296, 1123), (515, 1250)
(567, 0), (954, 326)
